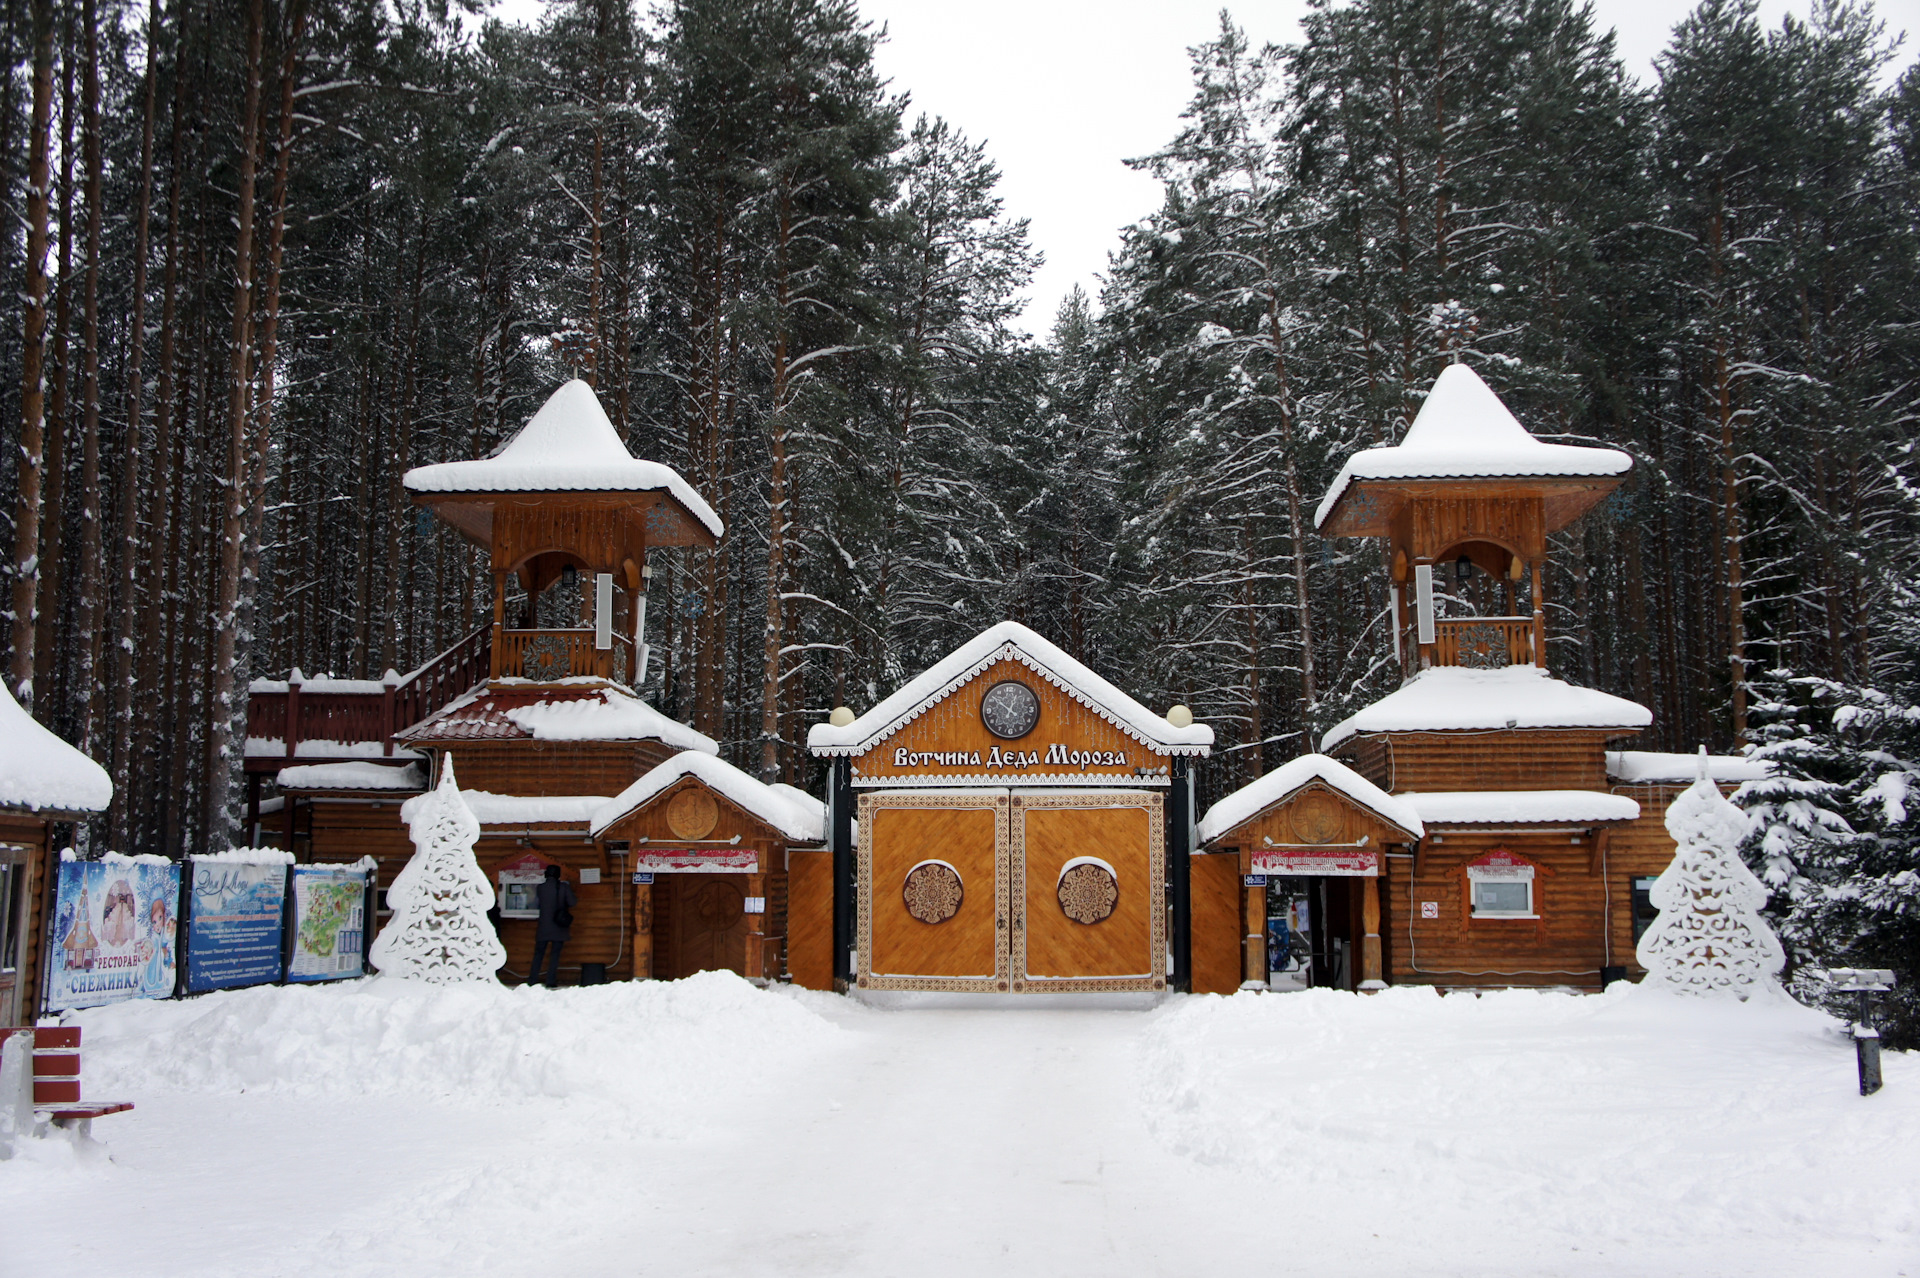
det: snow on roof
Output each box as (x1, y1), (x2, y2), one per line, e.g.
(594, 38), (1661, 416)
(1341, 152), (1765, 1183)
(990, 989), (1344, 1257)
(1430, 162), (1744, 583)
(246, 737), (426, 761)
(806, 621), (1213, 757)
(0, 681), (112, 814)
(1401, 789), (1641, 826)
(589, 751), (825, 843)
(1315, 363), (1632, 528)
(402, 380), (723, 537)
(277, 761), (426, 791)
(503, 689), (719, 752)
(1198, 753), (1423, 845)
(1607, 751), (1773, 785)
(399, 789), (611, 829)
(1321, 665), (1651, 752)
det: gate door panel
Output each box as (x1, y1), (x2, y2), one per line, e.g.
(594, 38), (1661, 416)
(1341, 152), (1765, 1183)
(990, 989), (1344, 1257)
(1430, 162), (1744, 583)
(859, 790), (1008, 991)
(1016, 793), (1164, 992)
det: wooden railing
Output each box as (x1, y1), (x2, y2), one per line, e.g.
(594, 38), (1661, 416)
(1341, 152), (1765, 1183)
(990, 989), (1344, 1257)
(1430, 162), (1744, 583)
(492, 628), (636, 684)
(246, 624), (492, 761)
(1430, 616), (1537, 668)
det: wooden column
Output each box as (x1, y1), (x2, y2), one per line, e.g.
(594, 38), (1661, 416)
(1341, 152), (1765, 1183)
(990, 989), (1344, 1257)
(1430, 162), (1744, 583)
(1243, 879), (1266, 987)
(1359, 874), (1385, 991)
(1530, 558), (1545, 668)
(631, 879), (652, 979)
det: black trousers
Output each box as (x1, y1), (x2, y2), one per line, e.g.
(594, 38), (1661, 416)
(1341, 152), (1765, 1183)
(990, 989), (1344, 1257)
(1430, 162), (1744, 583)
(532, 937), (565, 986)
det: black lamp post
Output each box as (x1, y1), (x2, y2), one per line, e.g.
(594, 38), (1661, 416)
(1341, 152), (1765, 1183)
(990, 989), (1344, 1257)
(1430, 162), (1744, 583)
(1826, 968), (1897, 1095)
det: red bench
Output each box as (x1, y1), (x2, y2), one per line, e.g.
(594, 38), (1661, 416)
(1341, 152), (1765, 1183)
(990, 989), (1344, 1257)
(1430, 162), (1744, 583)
(4, 1026), (133, 1136)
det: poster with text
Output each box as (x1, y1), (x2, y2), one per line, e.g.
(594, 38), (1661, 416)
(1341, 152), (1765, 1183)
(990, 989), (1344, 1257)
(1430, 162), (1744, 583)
(287, 866), (369, 982)
(185, 861), (288, 992)
(46, 857), (181, 1011)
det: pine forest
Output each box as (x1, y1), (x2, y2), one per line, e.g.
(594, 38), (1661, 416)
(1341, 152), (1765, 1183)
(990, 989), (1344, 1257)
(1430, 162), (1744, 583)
(2, 0), (1918, 1019)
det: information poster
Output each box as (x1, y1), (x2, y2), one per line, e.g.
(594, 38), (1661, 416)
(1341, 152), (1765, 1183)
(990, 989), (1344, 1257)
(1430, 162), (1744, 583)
(47, 857), (181, 1010)
(287, 866), (369, 982)
(185, 860), (289, 992)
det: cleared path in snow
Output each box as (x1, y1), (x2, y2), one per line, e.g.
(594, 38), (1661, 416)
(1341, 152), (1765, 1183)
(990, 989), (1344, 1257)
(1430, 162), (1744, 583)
(4, 978), (1915, 1277)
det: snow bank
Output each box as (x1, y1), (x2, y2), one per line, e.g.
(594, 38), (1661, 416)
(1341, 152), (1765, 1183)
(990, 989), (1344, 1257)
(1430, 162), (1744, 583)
(1316, 363), (1632, 527)
(1198, 753), (1422, 845)
(503, 688), (719, 752)
(1322, 663), (1651, 751)
(0, 680), (111, 814)
(1141, 984), (1917, 1264)
(403, 380), (723, 537)
(808, 620), (1213, 756)
(1401, 788), (1640, 826)
(591, 751), (824, 842)
(189, 847), (296, 866)
(278, 761), (426, 791)
(67, 971), (839, 1139)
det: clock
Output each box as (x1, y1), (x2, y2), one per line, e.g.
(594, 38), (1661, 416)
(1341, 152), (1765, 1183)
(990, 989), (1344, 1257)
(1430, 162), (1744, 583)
(979, 679), (1040, 739)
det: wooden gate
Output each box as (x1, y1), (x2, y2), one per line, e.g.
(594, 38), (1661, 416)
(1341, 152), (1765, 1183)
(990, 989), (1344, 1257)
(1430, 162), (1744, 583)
(857, 789), (1164, 993)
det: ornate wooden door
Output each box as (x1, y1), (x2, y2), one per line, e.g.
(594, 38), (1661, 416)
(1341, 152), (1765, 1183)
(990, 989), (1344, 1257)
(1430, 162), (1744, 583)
(668, 875), (750, 978)
(857, 790), (1010, 992)
(1013, 792), (1165, 993)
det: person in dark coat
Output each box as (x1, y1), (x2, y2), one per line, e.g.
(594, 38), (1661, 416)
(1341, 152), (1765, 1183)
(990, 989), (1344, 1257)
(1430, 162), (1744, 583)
(532, 865), (576, 988)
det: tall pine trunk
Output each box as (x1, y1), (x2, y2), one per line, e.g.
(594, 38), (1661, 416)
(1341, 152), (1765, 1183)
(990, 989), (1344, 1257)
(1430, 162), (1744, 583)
(8, 0), (55, 708)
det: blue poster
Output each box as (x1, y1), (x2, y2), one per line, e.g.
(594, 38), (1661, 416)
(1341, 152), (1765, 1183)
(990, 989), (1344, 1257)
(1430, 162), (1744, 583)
(47, 856), (181, 1011)
(286, 866), (369, 983)
(185, 860), (288, 992)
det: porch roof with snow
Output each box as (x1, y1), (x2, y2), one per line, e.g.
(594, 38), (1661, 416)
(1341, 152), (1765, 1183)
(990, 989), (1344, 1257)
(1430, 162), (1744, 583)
(1398, 789), (1641, 828)
(590, 751), (824, 844)
(1315, 363), (1632, 536)
(395, 683), (718, 752)
(805, 621), (1213, 758)
(0, 682), (112, 815)
(1321, 665), (1651, 753)
(403, 379), (722, 548)
(1198, 754), (1423, 846)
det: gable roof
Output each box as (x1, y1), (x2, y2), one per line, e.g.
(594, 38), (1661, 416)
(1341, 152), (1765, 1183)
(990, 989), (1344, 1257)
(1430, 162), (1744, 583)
(1321, 665), (1651, 753)
(403, 380), (723, 537)
(396, 683), (718, 753)
(0, 681), (112, 814)
(590, 751), (824, 843)
(805, 621), (1213, 758)
(1198, 753), (1423, 845)
(1315, 363), (1632, 529)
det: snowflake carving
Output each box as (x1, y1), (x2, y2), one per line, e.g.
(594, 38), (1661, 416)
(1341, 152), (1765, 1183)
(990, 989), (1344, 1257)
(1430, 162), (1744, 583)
(902, 862), (963, 924)
(522, 633), (571, 682)
(1635, 761), (1784, 999)
(1057, 863), (1118, 925)
(1455, 623), (1511, 669)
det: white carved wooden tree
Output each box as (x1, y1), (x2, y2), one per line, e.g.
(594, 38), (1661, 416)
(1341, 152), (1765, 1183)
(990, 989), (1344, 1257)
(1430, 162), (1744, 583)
(1636, 754), (1784, 999)
(369, 757), (505, 983)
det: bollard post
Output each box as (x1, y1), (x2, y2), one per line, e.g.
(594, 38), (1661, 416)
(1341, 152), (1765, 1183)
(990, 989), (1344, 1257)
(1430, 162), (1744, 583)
(1826, 969), (1896, 1097)
(1855, 1024), (1883, 1097)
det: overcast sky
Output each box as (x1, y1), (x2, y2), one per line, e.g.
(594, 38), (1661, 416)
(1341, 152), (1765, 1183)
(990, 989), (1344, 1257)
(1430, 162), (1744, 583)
(494, 0), (1920, 334)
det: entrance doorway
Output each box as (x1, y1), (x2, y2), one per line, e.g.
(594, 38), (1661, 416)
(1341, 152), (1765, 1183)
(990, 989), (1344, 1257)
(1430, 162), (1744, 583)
(1264, 875), (1360, 991)
(856, 789), (1166, 993)
(656, 874), (751, 980)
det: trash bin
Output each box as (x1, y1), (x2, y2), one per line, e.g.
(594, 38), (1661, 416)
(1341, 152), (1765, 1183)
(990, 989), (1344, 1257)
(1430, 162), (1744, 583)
(579, 962), (608, 986)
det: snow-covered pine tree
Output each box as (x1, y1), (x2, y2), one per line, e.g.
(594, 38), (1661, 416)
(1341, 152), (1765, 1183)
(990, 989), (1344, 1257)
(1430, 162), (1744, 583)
(1741, 666), (1920, 1047)
(1637, 752), (1785, 999)
(369, 757), (505, 984)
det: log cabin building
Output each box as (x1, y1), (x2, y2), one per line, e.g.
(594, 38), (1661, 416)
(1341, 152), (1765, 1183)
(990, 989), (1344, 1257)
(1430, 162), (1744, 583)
(1, 683), (113, 1023)
(1192, 364), (1763, 993)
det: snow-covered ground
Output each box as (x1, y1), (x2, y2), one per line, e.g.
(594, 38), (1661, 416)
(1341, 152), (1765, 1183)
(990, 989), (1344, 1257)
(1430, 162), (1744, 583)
(4, 976), (1914, 1277)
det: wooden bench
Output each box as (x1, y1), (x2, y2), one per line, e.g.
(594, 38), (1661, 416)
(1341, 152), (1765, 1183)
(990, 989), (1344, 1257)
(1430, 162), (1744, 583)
(3, 1025), (133, 1138)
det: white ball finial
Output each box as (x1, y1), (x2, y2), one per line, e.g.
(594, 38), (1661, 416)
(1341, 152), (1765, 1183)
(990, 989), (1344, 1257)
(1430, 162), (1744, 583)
(828, 706), (855, 728)
(1166, 704), (1194, 729)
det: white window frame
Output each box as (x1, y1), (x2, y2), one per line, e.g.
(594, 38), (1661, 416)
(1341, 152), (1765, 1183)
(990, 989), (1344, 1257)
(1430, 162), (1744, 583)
(1467, 864), (1537, 919)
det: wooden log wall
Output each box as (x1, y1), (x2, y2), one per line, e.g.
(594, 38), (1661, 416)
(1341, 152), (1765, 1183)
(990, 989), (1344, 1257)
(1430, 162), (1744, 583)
(1340, 730), (1618, 793)
(431, 741), (677, 798)
(1, 815), (51, 1022)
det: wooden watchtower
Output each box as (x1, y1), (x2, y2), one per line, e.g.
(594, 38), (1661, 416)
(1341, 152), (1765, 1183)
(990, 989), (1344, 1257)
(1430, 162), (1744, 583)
(1315, 363), (1631, 675)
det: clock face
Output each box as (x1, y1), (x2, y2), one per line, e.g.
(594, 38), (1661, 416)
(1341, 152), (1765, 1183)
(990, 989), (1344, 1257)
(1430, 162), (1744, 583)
(980, 679), (1041, 739)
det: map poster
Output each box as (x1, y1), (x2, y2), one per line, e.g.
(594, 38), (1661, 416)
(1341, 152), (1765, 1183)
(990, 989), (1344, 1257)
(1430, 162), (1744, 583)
(287, 866), (370, 982)
(47, 857), (182, 1011)
(185, 861), (289, 992)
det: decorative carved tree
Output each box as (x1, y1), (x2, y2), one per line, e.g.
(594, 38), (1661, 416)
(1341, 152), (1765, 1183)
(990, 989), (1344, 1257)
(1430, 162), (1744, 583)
(1636, 753), (1784, 999)
(369, 757), (505, 983)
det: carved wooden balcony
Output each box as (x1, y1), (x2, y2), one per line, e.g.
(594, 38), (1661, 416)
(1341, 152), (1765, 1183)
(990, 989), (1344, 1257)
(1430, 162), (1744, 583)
(492, 627), (636, 684)
(1428, 616), (1538, 669)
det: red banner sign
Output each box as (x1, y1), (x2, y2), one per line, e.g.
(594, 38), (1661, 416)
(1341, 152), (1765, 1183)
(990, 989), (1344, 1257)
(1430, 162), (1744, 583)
(1250, 848), (1379, 877)
(631, 849), (758, 874)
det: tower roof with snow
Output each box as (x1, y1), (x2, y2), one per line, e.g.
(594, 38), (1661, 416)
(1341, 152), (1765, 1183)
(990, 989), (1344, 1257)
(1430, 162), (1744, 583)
(0, 682), (112, 815)
(1320, 665), (1651, 753)
(1315, 363), (1632, 536)
(403, 379), (722, 545)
